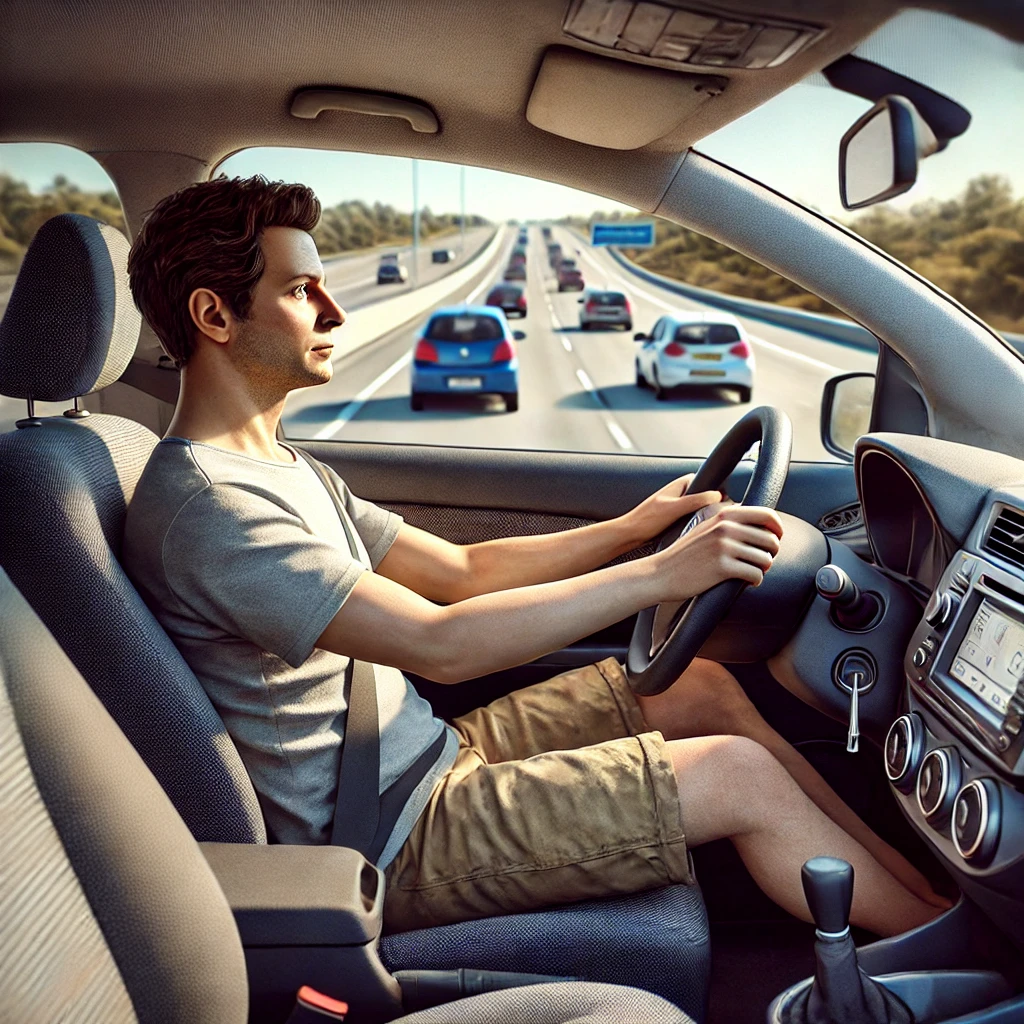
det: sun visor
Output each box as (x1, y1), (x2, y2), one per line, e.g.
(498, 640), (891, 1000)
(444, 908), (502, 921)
(526, 46), (725, 150)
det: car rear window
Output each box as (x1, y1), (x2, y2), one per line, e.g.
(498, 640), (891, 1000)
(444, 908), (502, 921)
(591, 292), (626, 305)
(426, 314), (504, 342)
(674, 323), (741, 344)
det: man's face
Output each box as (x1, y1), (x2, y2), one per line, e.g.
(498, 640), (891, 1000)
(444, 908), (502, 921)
(232, 226), (345, 393)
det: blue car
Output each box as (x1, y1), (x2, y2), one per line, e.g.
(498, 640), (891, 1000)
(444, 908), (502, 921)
(410, 305), (520, 412)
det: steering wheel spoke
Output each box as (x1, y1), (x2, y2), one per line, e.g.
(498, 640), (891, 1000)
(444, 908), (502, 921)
(626, 407), (793, 696)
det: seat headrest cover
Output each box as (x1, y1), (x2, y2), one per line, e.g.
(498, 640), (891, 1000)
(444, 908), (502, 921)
(0, 213), (140, 402)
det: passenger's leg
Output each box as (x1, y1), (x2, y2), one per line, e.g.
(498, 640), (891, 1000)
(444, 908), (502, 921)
(638, 658), (949, 908)
(669, 734), (940, 936)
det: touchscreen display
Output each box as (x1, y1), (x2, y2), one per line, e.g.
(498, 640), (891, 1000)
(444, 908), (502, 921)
(951, 600), (1024, 716)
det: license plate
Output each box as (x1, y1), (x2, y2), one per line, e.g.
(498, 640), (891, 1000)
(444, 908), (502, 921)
(692, 352), (722, 361)
(690, 369), (726, 377)
(447, 377), (483, 389)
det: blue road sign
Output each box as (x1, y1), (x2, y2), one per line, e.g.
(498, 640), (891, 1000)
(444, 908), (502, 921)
(590, 222), (655, 247)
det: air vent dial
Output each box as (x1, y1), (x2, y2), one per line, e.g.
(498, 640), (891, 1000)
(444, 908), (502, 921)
(985, 506), (1024, 571)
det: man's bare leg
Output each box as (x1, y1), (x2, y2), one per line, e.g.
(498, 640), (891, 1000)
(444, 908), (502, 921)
(638, 658), (950, 908)
(672, 734), (941, 936)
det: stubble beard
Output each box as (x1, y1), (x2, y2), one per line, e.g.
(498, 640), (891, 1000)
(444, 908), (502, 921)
(234, 320), (332, 402)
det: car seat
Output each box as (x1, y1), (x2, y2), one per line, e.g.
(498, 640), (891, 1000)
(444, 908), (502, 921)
(0, 565), (694, 1023)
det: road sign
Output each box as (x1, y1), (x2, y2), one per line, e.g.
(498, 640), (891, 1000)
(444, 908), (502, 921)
(590, 222), (655, 247)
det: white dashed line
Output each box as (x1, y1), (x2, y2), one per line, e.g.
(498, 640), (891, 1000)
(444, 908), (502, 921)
(576, 368), (595, 392)
(561, 336), (572, 352)
(747, 334), (840, 372)
(606, 421), (633, 450)
(313, 352), (412, 440)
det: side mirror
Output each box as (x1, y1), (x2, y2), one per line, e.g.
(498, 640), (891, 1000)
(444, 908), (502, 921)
(512, 330), (526, 342)
(839, 95), (938, 211)
(633, 332), (647, 342)
(821, 372), (875, 460)
(577, 297), (585, 304)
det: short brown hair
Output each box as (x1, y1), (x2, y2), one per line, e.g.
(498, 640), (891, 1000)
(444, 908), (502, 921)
(127, 175), (320, 367)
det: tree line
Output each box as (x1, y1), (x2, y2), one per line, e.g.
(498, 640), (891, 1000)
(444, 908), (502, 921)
(0, 174), (488, 273)
(569, 175), (1024, 335)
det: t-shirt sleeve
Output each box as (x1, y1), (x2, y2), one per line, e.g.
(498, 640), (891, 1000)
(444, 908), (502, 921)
(325, 465), (403, 569)
(161, 483), (364, 667)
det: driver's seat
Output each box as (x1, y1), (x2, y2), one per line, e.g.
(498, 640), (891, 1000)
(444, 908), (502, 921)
(0, 214), (711, 1019)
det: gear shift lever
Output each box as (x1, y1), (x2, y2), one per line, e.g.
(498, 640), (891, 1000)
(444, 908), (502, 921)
(770, 858), (912, 1024)
(802, 857), (853, 939)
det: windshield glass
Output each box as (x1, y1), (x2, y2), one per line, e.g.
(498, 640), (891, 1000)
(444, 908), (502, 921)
(425, 314), (504, 342)
(675, 323), (742, 345)
(699, 9), (1024, 341)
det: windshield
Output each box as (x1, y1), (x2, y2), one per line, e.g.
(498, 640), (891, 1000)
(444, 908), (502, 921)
(699, 9), (1024, 341)
(675, 323), (742, 345)
(425, 314), (504, 342)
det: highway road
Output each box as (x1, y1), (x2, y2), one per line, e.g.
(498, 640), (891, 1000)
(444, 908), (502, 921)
(283, 226), (876, 462)
(0, 226), (493, 434)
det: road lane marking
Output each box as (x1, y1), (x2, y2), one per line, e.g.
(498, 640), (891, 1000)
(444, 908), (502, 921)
(747, 334), (841, 373)
(606, 421), (633, 450)
(313, 352), (412, 440)
(576, 368), (595, 392)
(561, 336), (572, 352)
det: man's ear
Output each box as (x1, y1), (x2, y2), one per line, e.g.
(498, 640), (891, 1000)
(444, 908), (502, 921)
(188, 288), (235, 346)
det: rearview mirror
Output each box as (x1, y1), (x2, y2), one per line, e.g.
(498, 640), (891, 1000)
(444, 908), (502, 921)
(633, 332), (647, 342)
(512, 330), (526, 342)
(821, 372), (875, 460)
(839, 95), (938, 211)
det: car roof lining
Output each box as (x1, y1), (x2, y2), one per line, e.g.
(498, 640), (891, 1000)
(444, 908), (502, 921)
(1, 0), (981, 223)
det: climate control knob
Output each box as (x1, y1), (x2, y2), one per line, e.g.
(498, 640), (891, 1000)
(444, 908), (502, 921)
(924, 590), (953, 629)
(916, 748), (962, 828)
(885, 714), (923, 793)
(952, 778), (1001, 866)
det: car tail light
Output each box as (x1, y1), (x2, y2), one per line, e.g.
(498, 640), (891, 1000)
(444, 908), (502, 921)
(729, 340), (752, 358)
(517, 295), (527, 308)
(414, 339), (439, 363)
(492, 339), (515, 362)
(664, 342), (687, 356)
(585, 302), (597, 313)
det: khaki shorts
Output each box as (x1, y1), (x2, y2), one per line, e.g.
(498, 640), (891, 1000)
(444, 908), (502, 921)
(383, 658), (693, 933)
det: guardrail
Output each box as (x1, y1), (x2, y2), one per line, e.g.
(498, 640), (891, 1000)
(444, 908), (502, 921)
(593, 236), (1024, 359)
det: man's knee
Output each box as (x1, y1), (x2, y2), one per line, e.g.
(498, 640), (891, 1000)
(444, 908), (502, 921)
(684, 659), (763, 735)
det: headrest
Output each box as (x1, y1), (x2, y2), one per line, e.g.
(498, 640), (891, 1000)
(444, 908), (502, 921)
(0, 213), (140, 402)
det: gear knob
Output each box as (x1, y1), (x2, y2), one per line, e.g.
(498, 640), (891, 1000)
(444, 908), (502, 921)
(801, 856), (853, 937)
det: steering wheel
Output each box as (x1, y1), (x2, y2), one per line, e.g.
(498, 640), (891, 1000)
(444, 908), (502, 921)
(626, 407), (793, 697)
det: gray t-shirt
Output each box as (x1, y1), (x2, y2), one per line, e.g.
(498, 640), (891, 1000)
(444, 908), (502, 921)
(121, 438), (457, 866)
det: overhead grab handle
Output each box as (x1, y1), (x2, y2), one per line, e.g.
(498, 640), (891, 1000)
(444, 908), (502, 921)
(290, 89), (439, 133)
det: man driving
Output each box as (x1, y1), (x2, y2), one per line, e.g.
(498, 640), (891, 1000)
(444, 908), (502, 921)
(122, 175), (946, 937)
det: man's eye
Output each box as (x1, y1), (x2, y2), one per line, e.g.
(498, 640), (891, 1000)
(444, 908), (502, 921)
(293, 284), (308, 298)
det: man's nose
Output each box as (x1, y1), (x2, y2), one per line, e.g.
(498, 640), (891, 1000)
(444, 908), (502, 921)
(318, 288), (346, 329)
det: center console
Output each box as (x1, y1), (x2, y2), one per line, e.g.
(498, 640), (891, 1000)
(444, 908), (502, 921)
(887, 512), (1024, 948)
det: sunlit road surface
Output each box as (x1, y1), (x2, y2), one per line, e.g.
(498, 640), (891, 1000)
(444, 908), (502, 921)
(0, 227), (493, 434)
(284, 227), (876, 461)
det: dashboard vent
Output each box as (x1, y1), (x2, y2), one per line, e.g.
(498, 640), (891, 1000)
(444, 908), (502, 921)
(984, 507), (1024, 570)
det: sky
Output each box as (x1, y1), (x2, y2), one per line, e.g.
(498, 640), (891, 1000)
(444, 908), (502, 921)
(2, 10), (1021, 224)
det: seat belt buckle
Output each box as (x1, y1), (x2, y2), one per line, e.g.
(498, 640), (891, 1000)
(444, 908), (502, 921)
(285, 985), (348, 1022)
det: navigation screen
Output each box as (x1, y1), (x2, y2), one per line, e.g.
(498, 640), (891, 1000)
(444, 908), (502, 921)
(951, 600), (1024, 717)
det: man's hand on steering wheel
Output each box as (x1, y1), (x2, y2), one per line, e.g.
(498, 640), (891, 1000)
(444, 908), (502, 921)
(652, 505), (784, 604)
(622, 473), (724, 544)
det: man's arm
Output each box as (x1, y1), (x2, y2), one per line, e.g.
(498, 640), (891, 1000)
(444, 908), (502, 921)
(318, 504), (782, 683)
(375, 474), (722, 603)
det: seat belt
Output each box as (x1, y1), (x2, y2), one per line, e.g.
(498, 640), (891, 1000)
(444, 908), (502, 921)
(295, 449), (380, 855)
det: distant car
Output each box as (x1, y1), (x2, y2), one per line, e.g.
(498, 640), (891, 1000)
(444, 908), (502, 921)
(431, 248), (455, 263)
(517, 231), (528, 245)
(485, 283), (527, 318)
(556, 263), (584, 291)
(541, 226), (552, 240)
(547, 243), (563, 269)
(578, 288), (632, 330)
(410, 306), (520, 412)
(634, 311), (754, 403)
(503, 262), (526, 282)
(377, 254), (408, 284)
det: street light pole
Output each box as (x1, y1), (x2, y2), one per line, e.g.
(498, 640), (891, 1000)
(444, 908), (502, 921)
(411, 158), (420, 289)
(459, 165), (466, 256)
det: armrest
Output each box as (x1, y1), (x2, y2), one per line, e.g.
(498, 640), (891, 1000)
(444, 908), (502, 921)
(199, 843), (383, 947)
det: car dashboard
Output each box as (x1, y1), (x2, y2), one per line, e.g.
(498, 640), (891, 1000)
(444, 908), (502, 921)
(855, 434), (1024, 946)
